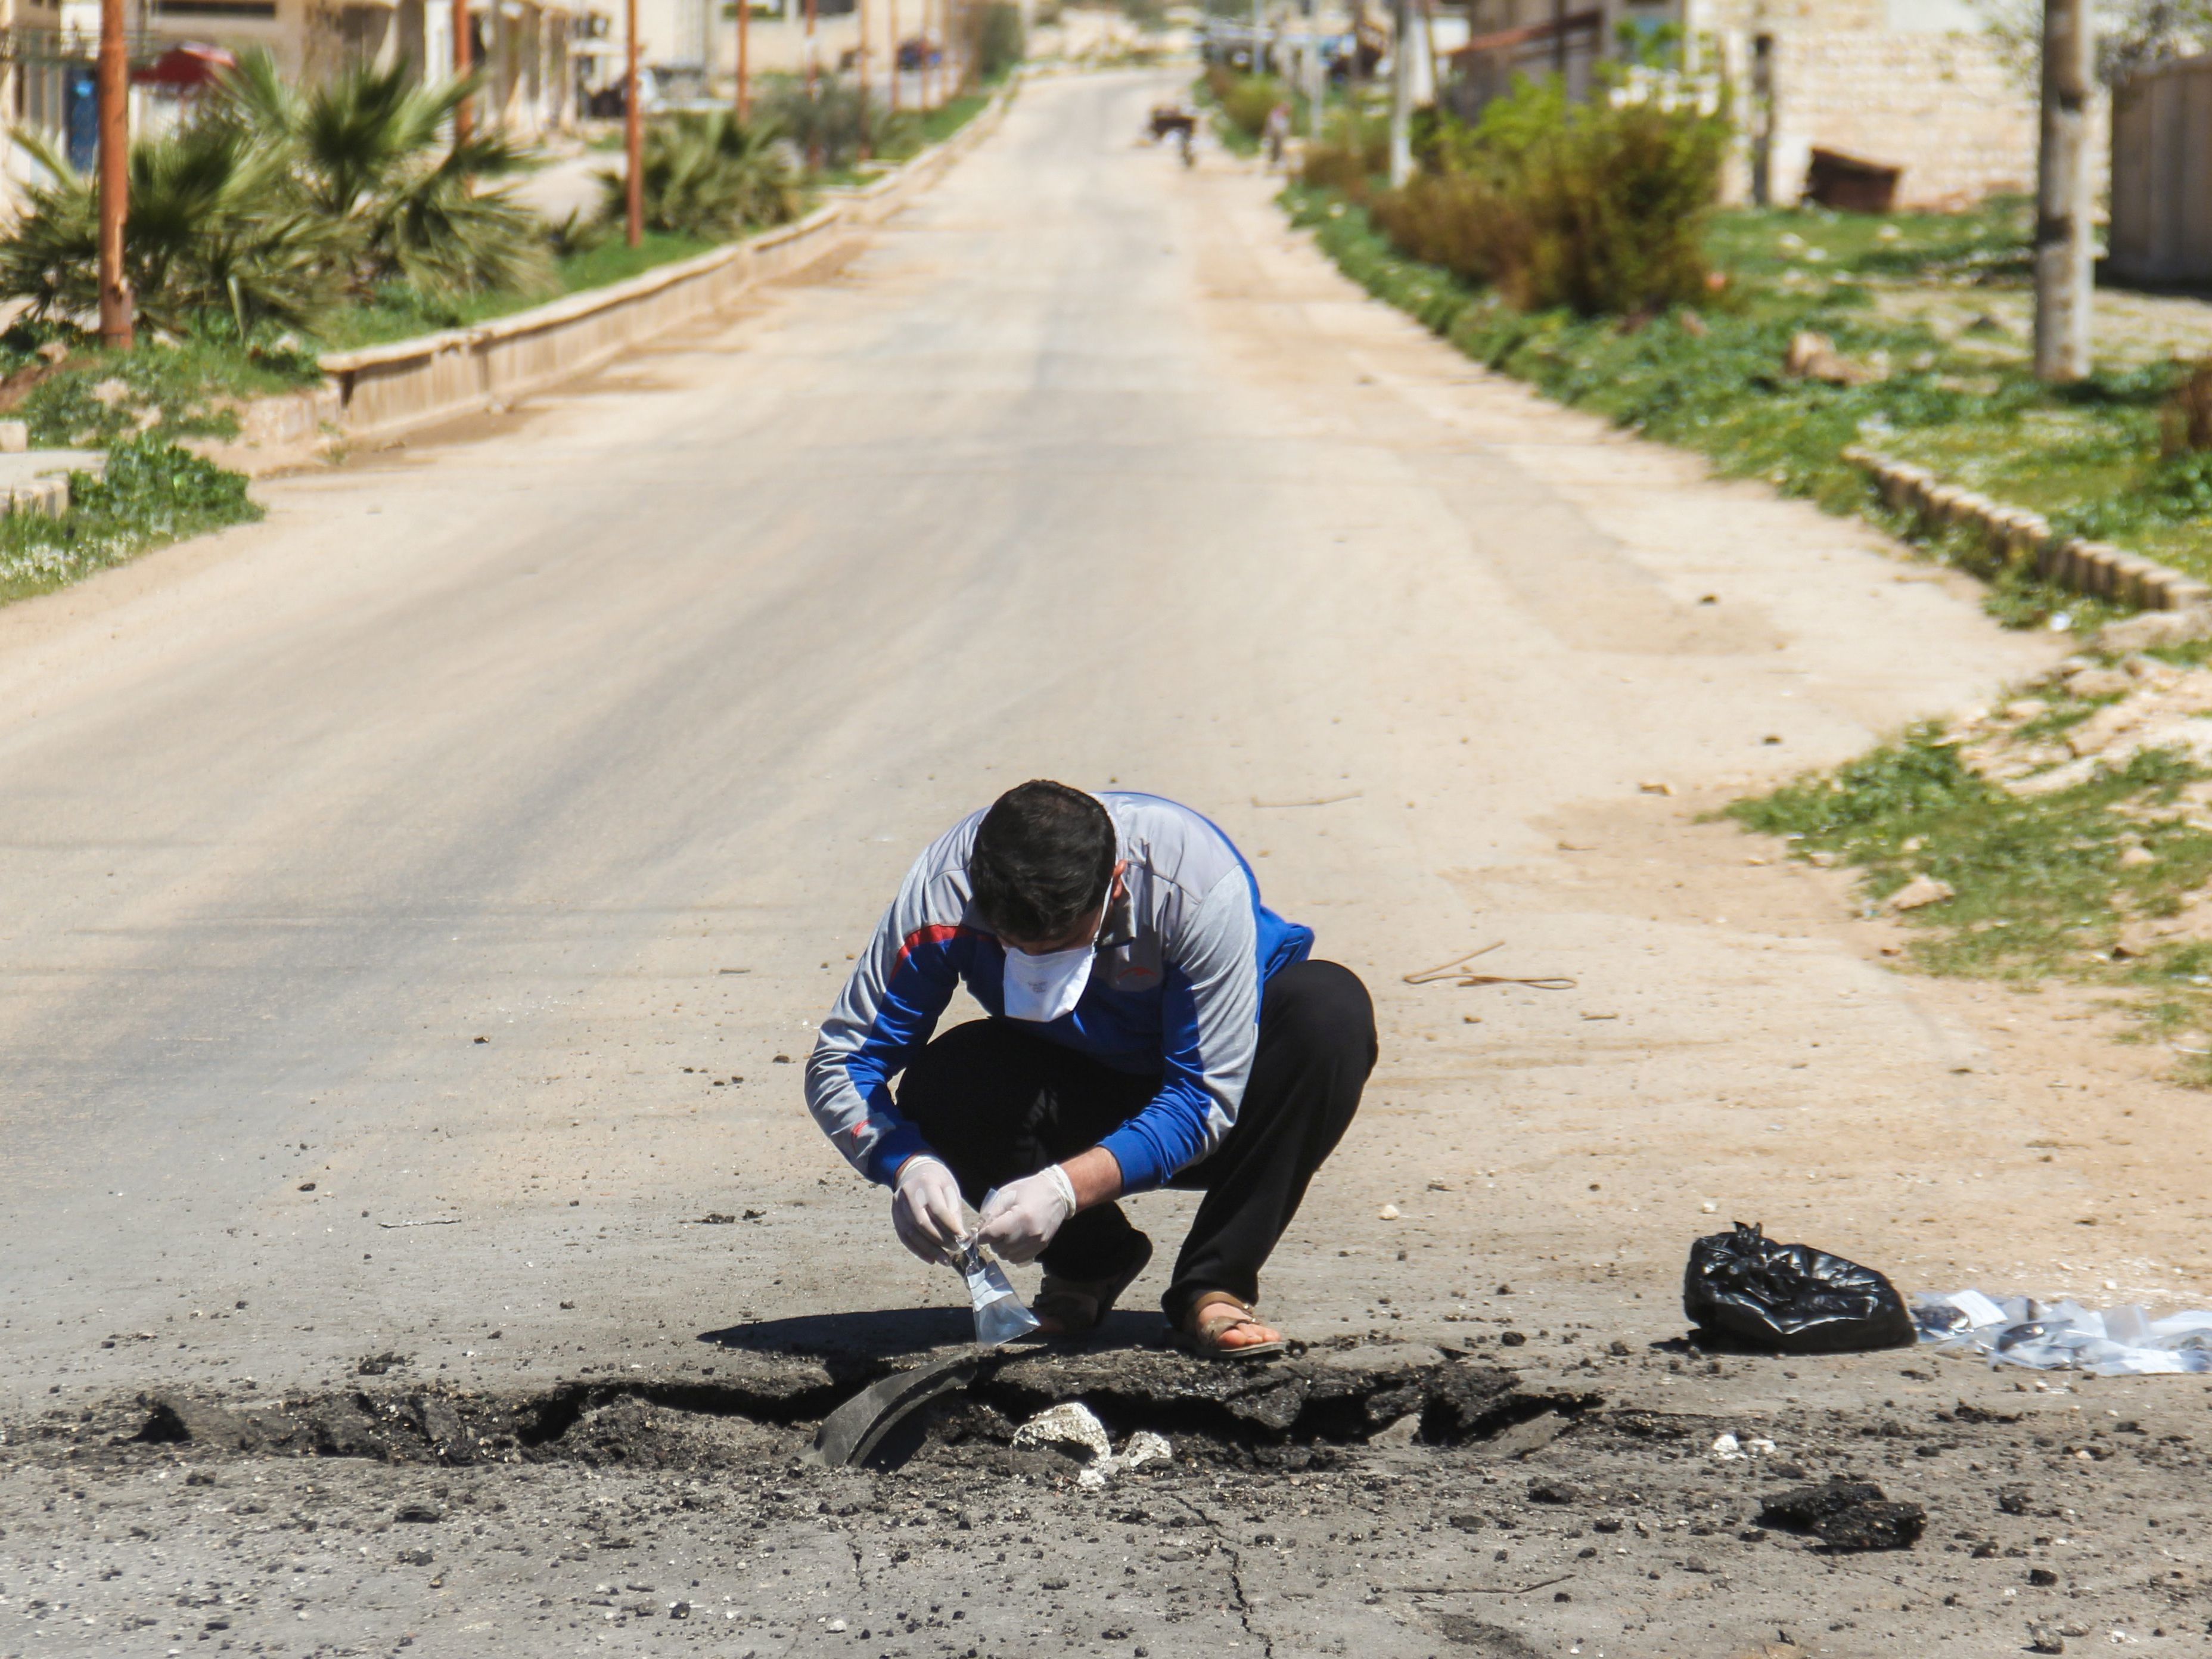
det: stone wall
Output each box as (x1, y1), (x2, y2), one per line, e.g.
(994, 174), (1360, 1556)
(1764, 26), (2038, 208)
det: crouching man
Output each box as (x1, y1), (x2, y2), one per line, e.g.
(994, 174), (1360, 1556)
(804, 781), (1376, 1359)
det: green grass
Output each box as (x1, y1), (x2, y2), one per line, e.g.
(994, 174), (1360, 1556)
(1284, 183), (2211, 623)
(914, 92), (992, 149)
(0, 434), (261, 606)
(311, 231), (722, 351)
(1730, 726), (2212, 1080)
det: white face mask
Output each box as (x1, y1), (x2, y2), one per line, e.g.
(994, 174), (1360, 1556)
(1001, 893), (1109, 1023)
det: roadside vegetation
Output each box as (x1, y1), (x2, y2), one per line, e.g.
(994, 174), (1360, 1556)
(1198, 64), (1283, 156)
(1731, 633), (2212, 1083)
(1278, 67), (2212, 627)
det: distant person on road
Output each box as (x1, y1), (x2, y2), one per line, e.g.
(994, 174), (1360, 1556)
(1263, 100), (1291, 170)
(806, 782), (1375, 1360)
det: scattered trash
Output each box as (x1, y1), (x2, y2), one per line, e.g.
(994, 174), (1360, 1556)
(1913, 1289), (2212, 1374)
(806, 1353), (981, 1470)
(376, 1217), (461, 1229)
(1013, 1401), (1111, 1461)
(956, 1237), (1040, 1348)
(1759, 1478), (1924, 1552)
(1378, 1204), (1401, 1220)
(695, 1213), (737, 1225)
(1012, 1403), (1173, 1488)
(1708, 1432), (1778, 1462)
(1683, 1222), (1916, 1354)
(1638, 779), (1676, 796)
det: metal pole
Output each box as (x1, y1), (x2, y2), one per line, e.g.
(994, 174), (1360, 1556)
(624, 0), (642, 246)
(1551, 0), (1565, 81)
(736, 0), (750, 119)
(2034, 0), (2093, 383)
(1387, 0), (1409, 185)
(455, 0), (474, 142)
(804, 0), (817, 99)
(887, 0), (898, 111)
(95, 0), (131, 350)
(921, 0), (932, 108)
(858, 0), (870, 157)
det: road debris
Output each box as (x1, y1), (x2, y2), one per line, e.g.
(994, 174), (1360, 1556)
(1759, 1478), (1925, 1552)
(1402, 943), (1576, 991)
(1683, 1222), (1915, 1354)
(1009, 1402), (1172, 1487)
(1914, 1288), (2212, 1374)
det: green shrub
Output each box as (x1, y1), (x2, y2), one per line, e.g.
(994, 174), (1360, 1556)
(757, 75), (917, 172)
(1372, 74), (1728, 315)
(0, 128), (340, 337)
(971, 0), (1026, 82)
(1299, 107), (1388, 199)
(0, 434), (260, 604)
(598, 110), (797, 238)
(1203, 66), (1285, 141)
(0, 48), (549, 337)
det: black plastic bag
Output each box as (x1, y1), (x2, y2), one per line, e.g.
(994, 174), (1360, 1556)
(1682, 1222), (1915, 1354)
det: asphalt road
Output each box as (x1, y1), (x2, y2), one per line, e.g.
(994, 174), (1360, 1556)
(5, 70), (2208, 1659)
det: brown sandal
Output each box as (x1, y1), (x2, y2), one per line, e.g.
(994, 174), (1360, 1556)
(1172, 1291), (1287, 1362)
(1033, 1234), (1153, 1336)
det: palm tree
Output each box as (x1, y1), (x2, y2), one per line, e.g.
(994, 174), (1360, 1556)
(0, 125), (340, 337)
(598, 110), (800, 240)
(214, 51), (548, 297)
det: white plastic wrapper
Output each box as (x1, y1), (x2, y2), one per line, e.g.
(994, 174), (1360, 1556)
(1913, 1290), (2212, 1375)
(956, 1238), (1040, 1348)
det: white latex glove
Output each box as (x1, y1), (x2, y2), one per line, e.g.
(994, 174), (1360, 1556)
(977, 1164), (1078, 1266)
(891, 1154), (967, 1266)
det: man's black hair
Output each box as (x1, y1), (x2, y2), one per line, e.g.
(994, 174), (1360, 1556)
(968, 780), (1116, 942)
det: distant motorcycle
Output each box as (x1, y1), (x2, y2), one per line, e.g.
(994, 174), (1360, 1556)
(1147, 104), (1197, 168)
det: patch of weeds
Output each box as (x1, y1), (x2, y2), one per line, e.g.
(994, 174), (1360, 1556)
(0, 434), (261, 606)
(0, 323), (323, 451)
(313, 231), (722, 351)
(1287, 181), (2211, 610)
(1733, 731), (2212, 1075)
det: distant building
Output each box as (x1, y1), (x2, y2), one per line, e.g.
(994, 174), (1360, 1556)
(1449, 0), (2041, 211)
(1, 0), (601, 170)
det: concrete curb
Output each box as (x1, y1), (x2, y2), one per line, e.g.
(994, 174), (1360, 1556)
(1843, 444), (2212, 615)
(232, 82), (1018, 468)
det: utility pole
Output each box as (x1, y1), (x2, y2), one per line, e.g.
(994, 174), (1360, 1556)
(921, 0), (933, 108)
(1551, 0), (1565, 80)
(887, 0), (899, 111)
(2034, 0), (2093, 383)
(1387, 0), (1410, 185)
(858, 0), (871, 157)
(805, 0), (818, 100)
(624, 0), (642, 246)
(454, 0), (474, 142)
(735, 0), (750, 120)
(95, 0), (130, 349)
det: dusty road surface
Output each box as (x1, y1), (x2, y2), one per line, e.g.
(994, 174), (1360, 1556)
(6, 71), (2212, 1659)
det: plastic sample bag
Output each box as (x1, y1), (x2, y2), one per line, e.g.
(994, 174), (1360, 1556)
(1682, 1222), (1916, 1354)
(955, 1237), (1040, 1348)
(1913, 1289), (2212, 1375)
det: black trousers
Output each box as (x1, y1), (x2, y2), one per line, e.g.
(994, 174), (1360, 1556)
(895, 958), (1376, 1328)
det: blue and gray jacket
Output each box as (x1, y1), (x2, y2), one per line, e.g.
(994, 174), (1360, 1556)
(805, 792), (1313, 1192)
